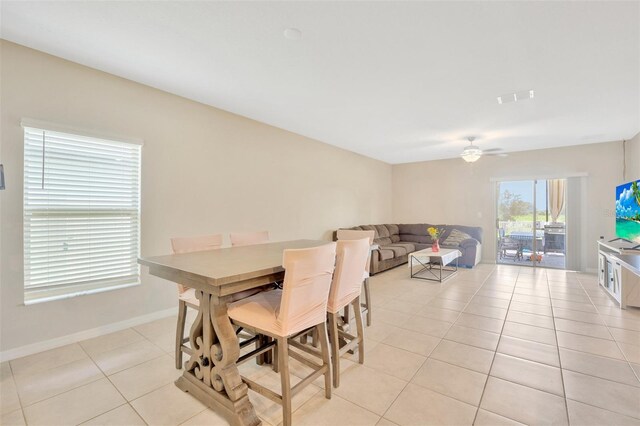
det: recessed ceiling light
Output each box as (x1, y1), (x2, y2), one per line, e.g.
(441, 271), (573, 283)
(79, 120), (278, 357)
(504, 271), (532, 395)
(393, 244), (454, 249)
(497, 90), (534, 105)
(283, 28), (302, 40)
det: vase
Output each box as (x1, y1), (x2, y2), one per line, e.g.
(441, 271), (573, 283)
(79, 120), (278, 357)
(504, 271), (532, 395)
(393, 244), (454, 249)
(432, 240), (440, 252)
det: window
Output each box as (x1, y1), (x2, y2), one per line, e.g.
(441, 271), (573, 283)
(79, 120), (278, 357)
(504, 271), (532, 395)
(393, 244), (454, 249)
(23, 123), (141, 303)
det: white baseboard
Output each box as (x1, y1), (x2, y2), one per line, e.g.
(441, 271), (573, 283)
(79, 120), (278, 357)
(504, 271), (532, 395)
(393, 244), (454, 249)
(0, 307), (177, 362)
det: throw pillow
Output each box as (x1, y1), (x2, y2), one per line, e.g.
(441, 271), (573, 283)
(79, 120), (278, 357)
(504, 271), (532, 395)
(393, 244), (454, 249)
(442, 228), (472, 247)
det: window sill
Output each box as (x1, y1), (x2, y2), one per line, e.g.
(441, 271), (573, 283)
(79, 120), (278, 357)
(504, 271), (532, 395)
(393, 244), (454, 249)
(24, 281), (140, 306)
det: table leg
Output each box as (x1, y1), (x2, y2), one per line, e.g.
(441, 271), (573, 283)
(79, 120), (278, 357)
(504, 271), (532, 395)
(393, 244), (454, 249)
(177, 290), (260, 426)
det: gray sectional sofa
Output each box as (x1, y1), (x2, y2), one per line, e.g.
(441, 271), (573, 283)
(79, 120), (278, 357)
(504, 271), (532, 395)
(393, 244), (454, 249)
(335, 223), (483, 274)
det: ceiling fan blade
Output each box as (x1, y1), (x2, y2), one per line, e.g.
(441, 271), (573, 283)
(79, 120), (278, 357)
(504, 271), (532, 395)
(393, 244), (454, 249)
(484, 153), (509, 157)
(483, 148), (504, 153)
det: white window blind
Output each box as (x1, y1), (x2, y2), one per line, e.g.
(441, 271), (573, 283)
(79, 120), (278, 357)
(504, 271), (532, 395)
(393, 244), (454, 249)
(23, 126), (141, 303)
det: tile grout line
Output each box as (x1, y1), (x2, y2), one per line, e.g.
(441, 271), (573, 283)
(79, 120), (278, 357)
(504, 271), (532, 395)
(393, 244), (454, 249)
(544, 272), (572, 425)
(471, 265), (521, 425)
(9, 348), (107, 414)
(6, 357), (28, 420)
(75, 340), (152, 426)
(574, 275), (640, 385)
(14, 333), (176, 422)
(377, 266), (495, 423)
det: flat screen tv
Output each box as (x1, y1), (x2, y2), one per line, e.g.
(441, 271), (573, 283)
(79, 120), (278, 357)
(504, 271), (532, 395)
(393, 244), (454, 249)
(616, 180), (640, 243)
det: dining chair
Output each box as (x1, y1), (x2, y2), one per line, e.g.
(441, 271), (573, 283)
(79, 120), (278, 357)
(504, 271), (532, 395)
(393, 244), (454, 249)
(227, 243), (336, 426)
(326, 238), (370, 387)
(336, 229), (375, 326)
(170, 234), (263, 370)
(170, 234), (223, 369)
(230, 230), (269, 247)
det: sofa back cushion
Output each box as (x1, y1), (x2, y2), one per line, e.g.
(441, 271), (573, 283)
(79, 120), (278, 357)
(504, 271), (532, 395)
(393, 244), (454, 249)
(385, 224), (399, 236)
(398, 223), (430, 236)
(398, 223), (444, 244)
(340, 223), (482, 246)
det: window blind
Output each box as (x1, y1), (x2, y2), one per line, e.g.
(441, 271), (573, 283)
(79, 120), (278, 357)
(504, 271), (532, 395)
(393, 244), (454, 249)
(23, 126), (141, 303)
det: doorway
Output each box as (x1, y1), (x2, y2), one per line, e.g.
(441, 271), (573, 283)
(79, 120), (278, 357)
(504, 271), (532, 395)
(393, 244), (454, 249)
(496, 179), (567, 269)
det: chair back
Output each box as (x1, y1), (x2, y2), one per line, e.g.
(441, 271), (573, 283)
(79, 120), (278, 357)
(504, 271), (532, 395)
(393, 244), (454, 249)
(336, 229), (375, 274)
(327, 238), (370, 313)
(170, 234), (223, 293)
(230, 231), (269, 247)
(277, 242), (337, 335)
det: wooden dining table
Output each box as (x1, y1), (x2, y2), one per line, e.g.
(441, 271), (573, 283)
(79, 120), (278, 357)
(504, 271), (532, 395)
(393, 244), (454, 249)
(138, 239), (328, 426)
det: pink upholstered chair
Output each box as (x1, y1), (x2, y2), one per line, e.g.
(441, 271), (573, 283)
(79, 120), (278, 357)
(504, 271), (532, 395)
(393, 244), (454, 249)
(336, 229), (375, 326)
(230, 231), (269, 247)
(170, 234), (223, 369)
(327, 238), (370, 387)
(228, 243), (336, 426)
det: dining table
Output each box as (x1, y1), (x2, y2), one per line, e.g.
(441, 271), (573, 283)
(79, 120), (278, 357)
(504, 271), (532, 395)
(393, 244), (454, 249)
(138, 239), (328, 426)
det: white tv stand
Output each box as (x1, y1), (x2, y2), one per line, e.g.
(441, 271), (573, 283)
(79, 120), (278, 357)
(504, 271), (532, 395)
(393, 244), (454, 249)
(597, 239), (640, 309)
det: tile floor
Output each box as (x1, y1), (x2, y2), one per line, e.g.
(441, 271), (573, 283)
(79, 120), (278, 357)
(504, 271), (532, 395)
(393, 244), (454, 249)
(2, 264), (640, 425)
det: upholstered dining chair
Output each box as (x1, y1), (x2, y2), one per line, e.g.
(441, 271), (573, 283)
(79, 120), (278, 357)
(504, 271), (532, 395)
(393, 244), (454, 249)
(230, 230), (269, 247)
(227, 243), (336, 426)
(170, 234), (223, 369)
(170, 234), (263, 370)
(327, 238), (370, 387)
(336, 229), (375, 326)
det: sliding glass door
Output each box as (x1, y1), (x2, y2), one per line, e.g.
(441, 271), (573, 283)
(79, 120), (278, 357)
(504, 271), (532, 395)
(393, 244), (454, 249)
(496, 179), (566, 269)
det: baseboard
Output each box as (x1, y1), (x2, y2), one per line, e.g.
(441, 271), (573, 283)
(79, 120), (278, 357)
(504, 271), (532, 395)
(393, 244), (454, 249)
(0, 307), (177, 362)
(585, 267), (597, 274)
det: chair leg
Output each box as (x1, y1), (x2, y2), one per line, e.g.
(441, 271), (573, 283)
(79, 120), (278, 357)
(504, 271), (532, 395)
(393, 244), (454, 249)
(175, 300), (187, 369)
(277, 337), (292, 426)
(363, 278), (372, 326)
(353, 296), (365, 364)
(316, 322), (332, 399)
(328, 312), (341, 388)
(256, 334), (265, 365)
(272, 339), (279, 373)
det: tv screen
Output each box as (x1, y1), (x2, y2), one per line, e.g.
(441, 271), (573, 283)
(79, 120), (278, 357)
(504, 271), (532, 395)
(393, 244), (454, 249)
(616, 180), (640, 243)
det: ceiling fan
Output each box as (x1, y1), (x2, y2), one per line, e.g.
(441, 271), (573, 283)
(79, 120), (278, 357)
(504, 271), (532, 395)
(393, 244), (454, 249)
(460, 137), (507, 162)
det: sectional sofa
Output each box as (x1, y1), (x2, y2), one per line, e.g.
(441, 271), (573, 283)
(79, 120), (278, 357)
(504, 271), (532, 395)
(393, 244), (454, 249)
(335, 223), (483, 274)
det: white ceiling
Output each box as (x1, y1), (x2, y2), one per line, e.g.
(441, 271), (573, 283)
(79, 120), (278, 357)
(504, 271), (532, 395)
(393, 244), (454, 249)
(1, 1), (639, 164)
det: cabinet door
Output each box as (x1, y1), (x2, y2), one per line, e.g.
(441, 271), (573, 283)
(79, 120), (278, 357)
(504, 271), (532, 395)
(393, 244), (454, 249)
(598, 254), (606, 287)
(612, 262), (622, 302)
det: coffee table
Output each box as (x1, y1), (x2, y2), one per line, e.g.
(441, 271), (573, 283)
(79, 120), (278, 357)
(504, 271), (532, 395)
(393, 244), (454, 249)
(409, 247), (462, 282)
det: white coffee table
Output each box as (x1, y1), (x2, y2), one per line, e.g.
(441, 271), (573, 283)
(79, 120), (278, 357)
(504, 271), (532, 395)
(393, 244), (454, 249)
(409, 247), (462, 282)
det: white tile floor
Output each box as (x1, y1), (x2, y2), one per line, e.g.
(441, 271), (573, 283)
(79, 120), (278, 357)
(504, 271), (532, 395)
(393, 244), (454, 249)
(2, 263), (640, 425)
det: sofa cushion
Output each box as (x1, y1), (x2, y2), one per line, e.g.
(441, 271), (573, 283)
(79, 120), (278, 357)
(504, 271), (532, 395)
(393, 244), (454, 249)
(359, 225), (377, 237)
(378, 249), (395, 261)
(400, 234), (434, 244)
(376, 237), (393, 246)
(383, 245), (406, 257)
(386, 224), (399, 237)
(390, 234), (400, 243)
(398, 223), (430, 236)
(379, 243), (416, 258)
(442, 229), (472, 247)
(391, 242), (416, 253)
(374, 225), (390, 238)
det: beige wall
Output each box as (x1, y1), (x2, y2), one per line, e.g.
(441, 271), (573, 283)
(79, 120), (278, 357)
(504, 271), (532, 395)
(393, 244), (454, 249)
(392, 142), (624, 270)
(625, 132), (640, 182)
(0, 41), (392, 353)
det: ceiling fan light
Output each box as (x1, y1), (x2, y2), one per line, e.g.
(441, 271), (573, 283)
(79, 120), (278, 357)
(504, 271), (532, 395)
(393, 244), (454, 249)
(461, 145), (482, 162)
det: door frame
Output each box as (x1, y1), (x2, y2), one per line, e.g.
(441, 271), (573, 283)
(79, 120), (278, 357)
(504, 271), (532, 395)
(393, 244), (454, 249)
(495, 178), (566, 269)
